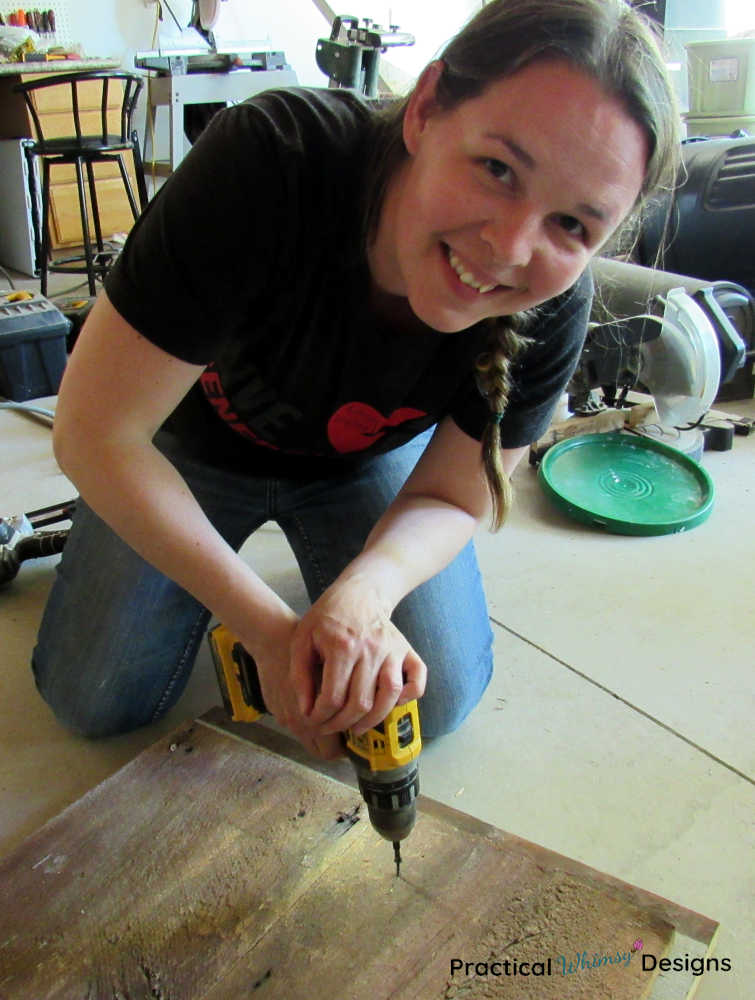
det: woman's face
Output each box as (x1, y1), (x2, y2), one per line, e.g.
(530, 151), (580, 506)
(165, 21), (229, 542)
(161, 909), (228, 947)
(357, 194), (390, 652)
(369, 59), (649, 332)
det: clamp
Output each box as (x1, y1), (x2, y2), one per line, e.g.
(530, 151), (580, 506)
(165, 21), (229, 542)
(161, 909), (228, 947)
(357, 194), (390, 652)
(316, 15), (414, 98)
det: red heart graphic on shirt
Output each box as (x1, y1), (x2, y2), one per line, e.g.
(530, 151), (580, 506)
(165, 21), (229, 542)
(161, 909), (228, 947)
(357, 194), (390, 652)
(328, 402), (428, 453)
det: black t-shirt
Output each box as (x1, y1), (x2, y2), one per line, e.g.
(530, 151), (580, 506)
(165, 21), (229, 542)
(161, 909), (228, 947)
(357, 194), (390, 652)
(105, 87), (591, 478)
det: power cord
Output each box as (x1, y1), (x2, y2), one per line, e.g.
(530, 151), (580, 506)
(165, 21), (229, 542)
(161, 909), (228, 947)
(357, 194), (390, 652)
(0, 265), (16, 290)
(0, 401), (55, 425)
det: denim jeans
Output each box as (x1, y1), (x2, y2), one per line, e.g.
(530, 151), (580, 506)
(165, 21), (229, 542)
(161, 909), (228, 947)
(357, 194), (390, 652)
(32, 428), (494, 740)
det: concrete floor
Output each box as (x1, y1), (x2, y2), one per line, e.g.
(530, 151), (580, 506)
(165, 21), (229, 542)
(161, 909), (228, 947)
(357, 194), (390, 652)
(1, 267), (753, 999)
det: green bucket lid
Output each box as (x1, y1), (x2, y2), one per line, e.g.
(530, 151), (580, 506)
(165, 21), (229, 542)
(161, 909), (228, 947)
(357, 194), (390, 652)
(538, 432), (714, 536)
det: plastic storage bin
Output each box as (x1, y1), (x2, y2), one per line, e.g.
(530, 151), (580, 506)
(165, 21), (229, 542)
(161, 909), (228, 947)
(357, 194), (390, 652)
(686, 38), (755, 116)
(0, 294), (70, 401)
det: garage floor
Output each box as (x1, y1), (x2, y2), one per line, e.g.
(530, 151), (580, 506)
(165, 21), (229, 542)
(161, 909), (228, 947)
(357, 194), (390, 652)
(1, 266), (753, 999)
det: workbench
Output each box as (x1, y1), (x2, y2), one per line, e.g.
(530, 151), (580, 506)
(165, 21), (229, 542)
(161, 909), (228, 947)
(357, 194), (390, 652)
(0, 708), (718, 1000)
(0, 59), (118, 76)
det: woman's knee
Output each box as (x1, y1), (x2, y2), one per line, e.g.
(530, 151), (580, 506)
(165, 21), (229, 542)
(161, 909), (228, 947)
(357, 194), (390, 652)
(31, 643), (145, 738)
(32, 598), (208, 739)
(418, 641), (494, 739)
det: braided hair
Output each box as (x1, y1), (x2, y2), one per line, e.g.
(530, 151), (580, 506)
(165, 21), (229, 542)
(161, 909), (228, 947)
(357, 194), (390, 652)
(474, 314), (535, 529)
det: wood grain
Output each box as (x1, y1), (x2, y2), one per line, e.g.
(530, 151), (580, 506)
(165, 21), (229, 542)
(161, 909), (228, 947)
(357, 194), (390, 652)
(0, 718), (717, 1000)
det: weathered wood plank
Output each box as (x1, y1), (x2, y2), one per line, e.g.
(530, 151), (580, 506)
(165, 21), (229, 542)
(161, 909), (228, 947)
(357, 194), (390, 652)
(0, 718), (717, 1000)
(203, 711), (720, 948)
(202, 800), (674, 1000)
(0, 722), (367, 999)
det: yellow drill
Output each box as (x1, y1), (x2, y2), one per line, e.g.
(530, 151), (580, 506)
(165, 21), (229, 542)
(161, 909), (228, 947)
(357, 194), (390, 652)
(207, 624), (421, 876)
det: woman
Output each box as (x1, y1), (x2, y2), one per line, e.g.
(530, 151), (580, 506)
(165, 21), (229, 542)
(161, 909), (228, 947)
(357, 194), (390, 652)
(33, 0), (679, 758)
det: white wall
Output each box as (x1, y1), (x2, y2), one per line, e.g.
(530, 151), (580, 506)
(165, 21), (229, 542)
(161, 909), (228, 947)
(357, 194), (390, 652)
(64, 0), (155, 66)
(665, 0), (725, 29)
(725, 0), (755, 34)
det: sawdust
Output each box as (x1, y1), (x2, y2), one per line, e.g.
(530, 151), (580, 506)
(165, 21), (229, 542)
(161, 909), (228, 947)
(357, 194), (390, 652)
(441, 871), (673, 999)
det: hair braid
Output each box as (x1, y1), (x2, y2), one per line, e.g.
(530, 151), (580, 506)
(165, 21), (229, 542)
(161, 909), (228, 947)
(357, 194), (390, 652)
(475, 314), (534, 531)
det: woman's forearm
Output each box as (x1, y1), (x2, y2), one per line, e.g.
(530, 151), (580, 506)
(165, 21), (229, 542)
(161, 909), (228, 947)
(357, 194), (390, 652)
(329, 420), (527, 616)
(335, 492), (480, 613)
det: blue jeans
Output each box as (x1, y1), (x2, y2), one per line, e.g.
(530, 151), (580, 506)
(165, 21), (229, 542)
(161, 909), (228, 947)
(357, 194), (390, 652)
(32, 429), (494, 740)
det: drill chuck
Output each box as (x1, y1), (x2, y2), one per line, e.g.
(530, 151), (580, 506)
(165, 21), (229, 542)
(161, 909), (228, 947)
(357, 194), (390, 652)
(349, 755), (419, 842)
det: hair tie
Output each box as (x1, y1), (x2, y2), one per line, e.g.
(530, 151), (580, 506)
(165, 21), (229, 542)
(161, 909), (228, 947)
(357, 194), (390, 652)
(492, 412), (504, 425)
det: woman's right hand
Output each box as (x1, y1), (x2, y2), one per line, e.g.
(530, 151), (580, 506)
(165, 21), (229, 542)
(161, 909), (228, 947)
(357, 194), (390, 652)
(245, 620), (345, 761)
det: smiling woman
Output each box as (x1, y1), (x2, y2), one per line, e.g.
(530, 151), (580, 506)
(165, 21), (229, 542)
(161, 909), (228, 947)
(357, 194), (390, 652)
(34, 1), (680, 761)
(365, 0), (681, 527)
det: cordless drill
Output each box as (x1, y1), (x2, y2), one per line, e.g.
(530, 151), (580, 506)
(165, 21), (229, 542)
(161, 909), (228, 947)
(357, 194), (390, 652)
(208, 624), (421, 876)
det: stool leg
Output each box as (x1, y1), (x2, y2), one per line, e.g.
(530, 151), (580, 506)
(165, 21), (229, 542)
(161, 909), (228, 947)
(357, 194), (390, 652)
(85, 160), (105, 257)
(40, 157), (52, 299)
(129, 131), (149, 211)
(116, 154), (140, 221)
(73, 157), (97, 297)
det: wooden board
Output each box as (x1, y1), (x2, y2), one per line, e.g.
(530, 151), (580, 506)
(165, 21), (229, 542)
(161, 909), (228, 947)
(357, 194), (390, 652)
(0, 716), (718, 1000)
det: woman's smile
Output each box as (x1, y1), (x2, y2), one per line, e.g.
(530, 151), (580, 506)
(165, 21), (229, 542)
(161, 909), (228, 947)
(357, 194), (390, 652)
(445, 245), (510, 295)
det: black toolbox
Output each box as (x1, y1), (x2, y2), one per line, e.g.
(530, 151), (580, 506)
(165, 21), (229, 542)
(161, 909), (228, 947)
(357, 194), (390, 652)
(0, 293), (70, 401)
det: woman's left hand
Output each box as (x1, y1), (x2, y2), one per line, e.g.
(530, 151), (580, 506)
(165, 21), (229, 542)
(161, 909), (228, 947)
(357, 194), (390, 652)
(289, 573), (427, 738)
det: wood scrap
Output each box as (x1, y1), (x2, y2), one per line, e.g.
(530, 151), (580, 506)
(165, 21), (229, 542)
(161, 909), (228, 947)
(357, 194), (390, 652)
(530, 402), (656, 464)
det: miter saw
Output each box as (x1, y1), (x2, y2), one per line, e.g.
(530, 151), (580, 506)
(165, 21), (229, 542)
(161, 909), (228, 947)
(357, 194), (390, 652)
(635, 135), (755, 402)
(573, 257), (754, 439)
(190, 0), (226, 45)
(137, 1), (290, 75)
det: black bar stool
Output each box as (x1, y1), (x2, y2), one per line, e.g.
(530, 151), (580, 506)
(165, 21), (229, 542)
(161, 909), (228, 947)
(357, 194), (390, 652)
(14, 71), (149, 297)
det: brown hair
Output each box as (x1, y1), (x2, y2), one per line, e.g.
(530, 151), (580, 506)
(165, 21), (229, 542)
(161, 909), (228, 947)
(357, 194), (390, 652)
(365, 0), (681, 529)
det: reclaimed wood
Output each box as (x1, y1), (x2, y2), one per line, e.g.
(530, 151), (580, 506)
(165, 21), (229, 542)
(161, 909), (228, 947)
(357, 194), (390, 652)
(0, 717), (718, 1000)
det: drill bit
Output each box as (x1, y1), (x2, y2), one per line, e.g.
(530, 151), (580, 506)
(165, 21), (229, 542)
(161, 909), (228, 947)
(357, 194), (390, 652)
(393, 840), (401, 878)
